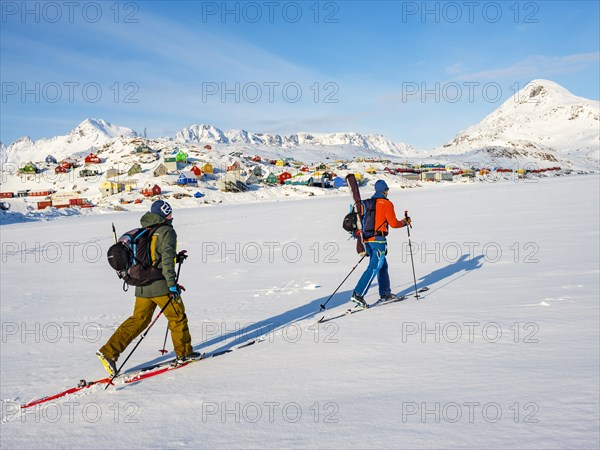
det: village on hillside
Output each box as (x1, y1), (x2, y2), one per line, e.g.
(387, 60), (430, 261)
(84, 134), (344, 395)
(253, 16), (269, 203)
(0, 136), (569, 214)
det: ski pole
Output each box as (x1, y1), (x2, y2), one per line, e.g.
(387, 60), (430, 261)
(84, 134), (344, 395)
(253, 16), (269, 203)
(159, 250), (188, 354)
(112, 223), (118, 244)
(320, 255), (366, 311)
(404, 210), (420, 299)
(105, 296), (175, 388)
(106, 251), (187, 387)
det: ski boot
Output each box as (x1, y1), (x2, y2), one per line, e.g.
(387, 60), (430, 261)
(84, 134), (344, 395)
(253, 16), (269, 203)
(351, 292), (368, 309)
(172, 351), (203, 366)
(96, 351), (118, 376)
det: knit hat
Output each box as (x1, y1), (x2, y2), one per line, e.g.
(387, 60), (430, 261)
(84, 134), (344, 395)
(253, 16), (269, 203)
(374, 180), (389, 193)
(151, 200), (173, 218)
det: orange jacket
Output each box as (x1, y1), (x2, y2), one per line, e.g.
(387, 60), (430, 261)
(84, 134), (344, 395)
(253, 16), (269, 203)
(364, 198), (407, 242)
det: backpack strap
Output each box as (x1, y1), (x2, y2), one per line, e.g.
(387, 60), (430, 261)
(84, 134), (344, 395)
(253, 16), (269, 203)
(147, 223), (172, 267)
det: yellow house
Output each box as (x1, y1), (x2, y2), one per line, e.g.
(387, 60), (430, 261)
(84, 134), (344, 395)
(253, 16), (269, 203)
(354, 173), (363, 183)
(276, 159), (285, 167)
(201, 162), (214, 174)
(100, 181), (129, 197)
(366, 166), (377, 174)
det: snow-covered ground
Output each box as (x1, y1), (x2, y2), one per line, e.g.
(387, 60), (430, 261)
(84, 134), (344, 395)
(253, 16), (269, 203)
(1, 175), (598, 448)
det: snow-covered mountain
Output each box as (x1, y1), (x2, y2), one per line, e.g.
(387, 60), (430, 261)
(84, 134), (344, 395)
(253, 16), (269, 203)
(433, 79), (599, 169)
(1, 119), (138, 166)
(175, 125), (412, 157)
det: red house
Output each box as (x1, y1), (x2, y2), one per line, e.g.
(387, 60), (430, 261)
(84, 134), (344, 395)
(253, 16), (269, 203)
(252, 155), (262, 162)
(60, 160), (72, 169)
(278, 172), (292, 184)
(55, 166), (68, 174)
(269, 159), (277, 165)
(190, 165), (203, 177)
(142, 184), (162, 197)
(300, 166), (309, 172)
(227, 162), (241, 172)
(204, 145), (212, 150)
(85, 153), (101, 164)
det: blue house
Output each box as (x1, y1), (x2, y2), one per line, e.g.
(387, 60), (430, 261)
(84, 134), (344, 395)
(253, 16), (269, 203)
(177, 171), (198, 186)
(45, 155), (58, 165)
(194, 191), (204, 198)
(332, 177), (346, 188)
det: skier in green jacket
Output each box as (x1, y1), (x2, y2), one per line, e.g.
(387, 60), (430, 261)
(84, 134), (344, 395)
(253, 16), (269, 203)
(97, 200), (199, 375)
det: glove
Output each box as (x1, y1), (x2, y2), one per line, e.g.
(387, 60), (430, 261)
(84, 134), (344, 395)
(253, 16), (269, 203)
(168, 285), (181, 298)
(404, 216), (411, 226)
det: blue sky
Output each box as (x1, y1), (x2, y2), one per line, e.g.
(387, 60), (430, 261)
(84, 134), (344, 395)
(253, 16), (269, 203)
(1, 0), (598, 149)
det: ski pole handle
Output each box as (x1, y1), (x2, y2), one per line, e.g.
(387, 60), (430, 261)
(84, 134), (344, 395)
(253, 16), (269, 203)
(404, 210), (412, 229)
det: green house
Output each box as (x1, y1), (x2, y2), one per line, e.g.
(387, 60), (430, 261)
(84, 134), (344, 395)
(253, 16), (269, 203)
(128, 163), (143, 176)
(175, 150), (188, 163)
(21, 162), (40, 173)
(264, 172), (278, 185)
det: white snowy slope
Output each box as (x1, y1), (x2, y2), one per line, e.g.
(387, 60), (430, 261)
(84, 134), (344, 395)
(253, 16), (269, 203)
(175, 124), (412, 157)
(1, 119), (138, 167)
(1, 175), (598, 448)
(432, 79), (600, 169)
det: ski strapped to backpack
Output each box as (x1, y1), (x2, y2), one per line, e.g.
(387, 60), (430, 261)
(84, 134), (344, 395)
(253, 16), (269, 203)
(107, 222), (170, 290)
(342, 188), (389, 244)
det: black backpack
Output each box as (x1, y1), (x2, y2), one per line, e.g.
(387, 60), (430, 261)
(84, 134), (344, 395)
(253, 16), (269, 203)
(107, 224), (168, 290)
(342, 198), (387, 240)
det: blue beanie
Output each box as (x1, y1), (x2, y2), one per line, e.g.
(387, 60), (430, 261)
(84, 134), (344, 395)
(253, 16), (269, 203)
(374, 180), (389, 193)
(151, 200), (173, 218)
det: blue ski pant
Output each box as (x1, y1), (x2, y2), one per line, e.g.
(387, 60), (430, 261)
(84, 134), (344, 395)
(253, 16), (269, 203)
(354, 241), (391, 298)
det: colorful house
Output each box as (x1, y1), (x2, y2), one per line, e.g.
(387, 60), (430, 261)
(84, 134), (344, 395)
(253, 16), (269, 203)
(227, 161), (241, 172)
(85, 153), (101, 164)
(332, 177), (346, 188)
(264, 172), (278, 185)
(45, 155), (58, 165)
(203, 145), (212, 150)
(177, 171), (198, 186)
(194, 191), (205, 198)
(100, 181), (129, 197)
(201, 162), (214, 174)
(276, 159), (285, 167)
(190, 165), (203, 177)
(278, 172), (292, 184)
(141, 184), (162, 197)
(127, 163), (143, 176)
(175, 150), (188, 163)
(21, 162), (40, 173)
(153, 163), (169, 177)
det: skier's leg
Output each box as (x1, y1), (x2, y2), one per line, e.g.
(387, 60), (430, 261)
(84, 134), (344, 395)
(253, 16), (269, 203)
(99, 297), (157, 360)
(155, 295), (192, 357)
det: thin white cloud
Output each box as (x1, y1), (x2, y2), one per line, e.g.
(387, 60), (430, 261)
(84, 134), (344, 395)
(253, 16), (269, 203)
(455, 53), (600, 81)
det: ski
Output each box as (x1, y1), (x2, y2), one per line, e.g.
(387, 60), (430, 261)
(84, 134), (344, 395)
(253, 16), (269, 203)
(318, 295), (407, 323)
(317, 287), (429, 323)
(121, 353), (206, 385)
(20, 338), (263, 409)
(346, 173), (365, 254)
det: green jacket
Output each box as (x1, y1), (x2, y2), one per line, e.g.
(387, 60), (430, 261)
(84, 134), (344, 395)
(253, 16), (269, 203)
(135, 212), (178, 298)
